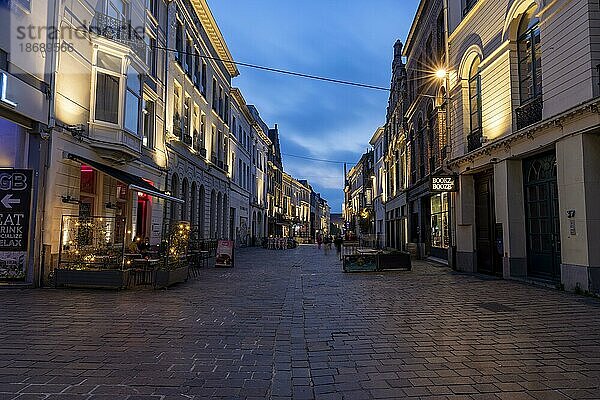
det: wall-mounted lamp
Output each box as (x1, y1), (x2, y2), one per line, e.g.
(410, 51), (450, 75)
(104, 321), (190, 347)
(65, 124), (86, 141)
(105, 202), (121, 210)
(61, 195), (81, 205)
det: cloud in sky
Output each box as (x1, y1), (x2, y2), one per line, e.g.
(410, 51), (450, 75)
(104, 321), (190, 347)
(207, 0), (419, 212)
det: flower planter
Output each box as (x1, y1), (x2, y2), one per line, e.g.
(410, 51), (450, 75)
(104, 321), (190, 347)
(54, 268), (129, 289)
(154, 266), (189, 288)
(378, 251), (412, 271)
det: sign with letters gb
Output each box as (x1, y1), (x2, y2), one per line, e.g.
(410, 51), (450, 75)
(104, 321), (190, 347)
(430, 175), (458, 192)
(0, 169), (33, 251)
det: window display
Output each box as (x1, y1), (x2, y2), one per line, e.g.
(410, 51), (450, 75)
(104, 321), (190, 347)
(431, 193), (449, 249)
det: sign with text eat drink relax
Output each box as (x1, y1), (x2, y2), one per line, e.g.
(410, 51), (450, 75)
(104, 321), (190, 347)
(0, 169), (33, 251)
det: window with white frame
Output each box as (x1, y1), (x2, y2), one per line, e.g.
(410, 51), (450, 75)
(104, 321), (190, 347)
(94, 51), (122, 124)
(186, 36), (193, 74)
(518, 8), (542, 104)
(183, 95), (191, 140)
(145, 33), (157, 77)
(468, 57), (482, 134)
(193, 104), (200, 151)
(107, 0), (128, 21)
(200, 114), (206, 152)
(124, 65), (141, 134)
(142, 97), (155, 148)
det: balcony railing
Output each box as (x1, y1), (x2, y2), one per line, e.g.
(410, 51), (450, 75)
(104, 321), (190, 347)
(467, 128), (483, 152)
(90, 11), (146, 60)
(516, 96), (543, 130)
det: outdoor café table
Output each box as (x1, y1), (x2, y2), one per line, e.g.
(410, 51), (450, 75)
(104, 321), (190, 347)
(130, 258), (161, 286)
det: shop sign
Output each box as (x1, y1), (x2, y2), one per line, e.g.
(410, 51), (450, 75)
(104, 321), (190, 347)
(0, 169), (33, 251)
(0, 72), (18, 108)
(215, 240), (234, 267)
(430, 175), (458, 192)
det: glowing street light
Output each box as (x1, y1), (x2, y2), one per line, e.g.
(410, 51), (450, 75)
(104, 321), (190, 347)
(435, 68), (447, 80)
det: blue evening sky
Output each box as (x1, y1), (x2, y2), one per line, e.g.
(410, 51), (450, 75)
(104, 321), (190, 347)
(208, 1), (420, 213)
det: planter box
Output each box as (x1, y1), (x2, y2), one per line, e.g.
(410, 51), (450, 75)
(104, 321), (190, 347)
(378, 252), (412, 270)
(55, 268), (129, 289)
(343, 254), (378, 272)
(154, 266), (189, 288)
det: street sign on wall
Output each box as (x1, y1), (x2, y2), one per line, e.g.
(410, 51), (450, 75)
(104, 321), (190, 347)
(0, 169), (33, 251)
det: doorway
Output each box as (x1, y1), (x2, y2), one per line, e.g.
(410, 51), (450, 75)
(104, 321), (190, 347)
(524, 152), (561, 282)
(474, 170), (502, 276)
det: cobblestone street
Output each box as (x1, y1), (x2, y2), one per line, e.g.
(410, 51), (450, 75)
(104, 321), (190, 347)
(1, 246), (600, 400)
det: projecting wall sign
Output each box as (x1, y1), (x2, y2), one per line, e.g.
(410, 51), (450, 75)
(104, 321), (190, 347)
(0, 72), (18, 108)
(0, 169), (33, 251)
(430, 175), (458, 192)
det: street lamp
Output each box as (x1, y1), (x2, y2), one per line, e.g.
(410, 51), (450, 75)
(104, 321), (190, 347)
(435, 68), (447, 80)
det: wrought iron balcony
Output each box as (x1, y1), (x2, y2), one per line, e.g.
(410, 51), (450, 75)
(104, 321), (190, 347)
(90, 11), (146, 60)
(467, 129), (483, 152)
(516, 96), (543, 130)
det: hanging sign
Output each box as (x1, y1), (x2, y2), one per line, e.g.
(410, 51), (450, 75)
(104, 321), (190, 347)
(0, 169), (33, 251)
(430, 175), (458, 192)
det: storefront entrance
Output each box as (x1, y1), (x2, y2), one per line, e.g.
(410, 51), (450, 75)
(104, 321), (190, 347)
(524, 152), (561, 282)
(430, 193), (449, 260)
(474, 171), (502, 276)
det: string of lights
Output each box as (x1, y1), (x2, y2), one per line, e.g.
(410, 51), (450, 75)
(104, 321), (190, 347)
(68, 26), (391, 92)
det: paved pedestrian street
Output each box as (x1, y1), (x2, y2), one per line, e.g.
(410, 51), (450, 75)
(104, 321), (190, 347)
(1, 246), (600, 400)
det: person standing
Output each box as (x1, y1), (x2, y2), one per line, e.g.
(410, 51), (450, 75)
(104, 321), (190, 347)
(316, 233), (323, 250)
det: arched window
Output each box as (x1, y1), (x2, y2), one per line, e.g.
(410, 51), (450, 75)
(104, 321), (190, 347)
(427, 104), (436, 172)
(190, 182), (197, 226)
(517, 7), (541, 104)
(210, 190), (216, 238)
(181, 178), (189, 221)
(199, 185), (205, 237)
(468, 56), (482, 136)
(417, 118), (425, 178)
(409, 129), (416, 184)
(170, 173), (179, 222)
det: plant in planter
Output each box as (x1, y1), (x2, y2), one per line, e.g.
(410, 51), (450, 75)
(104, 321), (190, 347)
(155, 222), (191, 288)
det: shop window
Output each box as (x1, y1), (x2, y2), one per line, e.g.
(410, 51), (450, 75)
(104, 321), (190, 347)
(116, 181), (128, 200)
(80, 164), (96, 194)
(430, 193), (449, 249)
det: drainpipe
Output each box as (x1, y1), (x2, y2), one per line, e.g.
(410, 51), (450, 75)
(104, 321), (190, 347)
(39, 0), (60, 286)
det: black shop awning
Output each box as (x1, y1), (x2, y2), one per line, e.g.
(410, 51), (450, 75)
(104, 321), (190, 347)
(67, 154), (183, 203)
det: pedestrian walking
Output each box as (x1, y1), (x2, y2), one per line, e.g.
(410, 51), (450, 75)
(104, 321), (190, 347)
(316, 233), (322, 249)
(334, 235), (343, 255)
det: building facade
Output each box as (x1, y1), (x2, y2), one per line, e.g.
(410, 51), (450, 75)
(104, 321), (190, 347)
(344, 150), (374, 244)
(403, 0), (452, 262)
(44, 0), (176, 283)
(165, 0), (240, 241)
(383, 40), (410, 252)
(446, 0), (600, 293)
(370, 127), (386, 249)
(1, 0), (53, 284)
